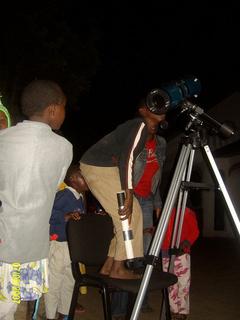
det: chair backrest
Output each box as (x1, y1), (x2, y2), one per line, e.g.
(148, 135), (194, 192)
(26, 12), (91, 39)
(66, 213), (114, 266)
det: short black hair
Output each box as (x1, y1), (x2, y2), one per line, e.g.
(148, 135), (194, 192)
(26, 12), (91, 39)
(21, 79), (66, 118)
(64, 164), (82, 186)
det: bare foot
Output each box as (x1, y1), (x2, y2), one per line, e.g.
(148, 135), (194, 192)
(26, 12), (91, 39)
(99, 256), (114, 275)
(109, 259), (142, 279)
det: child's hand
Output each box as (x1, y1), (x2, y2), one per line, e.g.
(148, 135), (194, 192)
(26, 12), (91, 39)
(65, 212), (82, 221)
(179, 240), (191, 254)
(119, 189), (133, 224)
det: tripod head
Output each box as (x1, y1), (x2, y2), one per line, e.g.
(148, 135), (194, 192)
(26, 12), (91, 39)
(180, 99), (235, 139)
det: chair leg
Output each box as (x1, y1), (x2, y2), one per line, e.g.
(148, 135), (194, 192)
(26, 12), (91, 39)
(159, 288), (171, 320)
(68, 282), (80, 320)
(125, 292), (136, 320)
(101, 285), (112, 320)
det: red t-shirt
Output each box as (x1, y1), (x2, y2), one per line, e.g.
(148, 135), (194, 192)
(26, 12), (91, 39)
(161, 207), (199, 250)
(134, 139), (160, 197)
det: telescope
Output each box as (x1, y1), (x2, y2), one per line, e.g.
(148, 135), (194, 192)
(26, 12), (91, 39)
(146, 77), (234, 138)
(146, 76), (201, 115)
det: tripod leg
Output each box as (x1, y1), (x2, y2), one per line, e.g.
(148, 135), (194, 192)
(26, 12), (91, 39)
(172, 147), (196, 250)
(130, 144), (193, 320)
(203, 145), (240, 236)
(159, 147), (196, 320)
(150, 144), (192, 255)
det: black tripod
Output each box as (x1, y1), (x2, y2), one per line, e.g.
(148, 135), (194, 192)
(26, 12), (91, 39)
(130, 101), (240, 320)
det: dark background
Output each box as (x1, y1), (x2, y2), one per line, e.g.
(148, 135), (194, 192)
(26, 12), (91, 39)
(1, 2), (239, 161)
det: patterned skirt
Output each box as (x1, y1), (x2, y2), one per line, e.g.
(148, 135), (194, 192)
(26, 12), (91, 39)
(0, 259), (49, 304)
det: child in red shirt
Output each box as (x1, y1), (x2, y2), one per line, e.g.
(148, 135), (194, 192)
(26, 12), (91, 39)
(161, 206), (199, 320)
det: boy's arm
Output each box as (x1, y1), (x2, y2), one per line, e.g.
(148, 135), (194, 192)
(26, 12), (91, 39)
(117, 121), (147, 222)
(50, 191), (68, 224)
(118, 121), (146, 191)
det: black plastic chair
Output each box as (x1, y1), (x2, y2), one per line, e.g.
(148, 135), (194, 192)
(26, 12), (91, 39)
(66, 213), (114, 320)
(66, 213), (177, 320)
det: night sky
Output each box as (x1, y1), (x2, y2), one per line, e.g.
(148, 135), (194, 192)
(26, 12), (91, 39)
(1, 2), (239, 161)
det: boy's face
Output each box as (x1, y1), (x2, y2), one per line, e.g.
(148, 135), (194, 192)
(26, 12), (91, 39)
(70, 171), (89, 193)
(139, 106), (166, 135)
(49, 102), (66, 130)
(145, 112), (166, 135)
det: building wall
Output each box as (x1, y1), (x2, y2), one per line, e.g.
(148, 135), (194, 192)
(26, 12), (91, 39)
(163, 92), (240, 238)
(201, 154), (240, 238)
